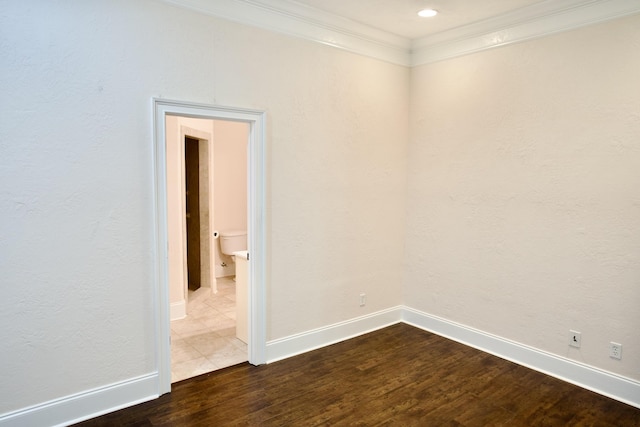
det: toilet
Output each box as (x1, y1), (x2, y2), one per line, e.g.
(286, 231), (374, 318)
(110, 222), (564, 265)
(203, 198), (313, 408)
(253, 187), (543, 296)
(219, 230), (247, 277)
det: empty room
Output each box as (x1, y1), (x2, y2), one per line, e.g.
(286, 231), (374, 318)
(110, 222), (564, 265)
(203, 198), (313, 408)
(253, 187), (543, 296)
(1, 0), (639, 425)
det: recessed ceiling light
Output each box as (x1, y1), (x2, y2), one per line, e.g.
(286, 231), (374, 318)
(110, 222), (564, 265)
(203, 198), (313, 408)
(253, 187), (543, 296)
(418, 8), (438, 18)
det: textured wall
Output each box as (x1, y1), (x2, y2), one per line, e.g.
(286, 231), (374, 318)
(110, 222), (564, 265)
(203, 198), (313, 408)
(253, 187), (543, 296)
(406, 14), (640, 381)
(0, 0), (409, 414)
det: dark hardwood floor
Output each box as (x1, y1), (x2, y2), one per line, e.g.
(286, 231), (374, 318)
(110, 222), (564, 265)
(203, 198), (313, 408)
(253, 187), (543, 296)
(76, 323), (639, 426)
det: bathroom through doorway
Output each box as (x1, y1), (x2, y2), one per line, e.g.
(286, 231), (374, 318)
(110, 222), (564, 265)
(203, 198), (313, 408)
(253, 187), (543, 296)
(167, 116), (250, 382)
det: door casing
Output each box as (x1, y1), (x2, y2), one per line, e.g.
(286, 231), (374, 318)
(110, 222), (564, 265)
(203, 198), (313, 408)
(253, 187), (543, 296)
(152, 98), (267, 394)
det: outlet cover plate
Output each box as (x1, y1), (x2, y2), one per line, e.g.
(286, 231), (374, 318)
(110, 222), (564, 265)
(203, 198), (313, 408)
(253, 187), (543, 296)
(569, 330), (581, 348)
(610, 342), (622, 360)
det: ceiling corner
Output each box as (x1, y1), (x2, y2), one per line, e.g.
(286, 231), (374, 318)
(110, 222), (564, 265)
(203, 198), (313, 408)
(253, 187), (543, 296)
(161, 0), (640, 68)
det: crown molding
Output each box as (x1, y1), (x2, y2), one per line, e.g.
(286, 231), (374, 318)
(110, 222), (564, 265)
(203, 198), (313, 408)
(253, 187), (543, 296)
(161, 0), (640, 67)
(161, 0), (412, 66)
(411, 0), (640, 66)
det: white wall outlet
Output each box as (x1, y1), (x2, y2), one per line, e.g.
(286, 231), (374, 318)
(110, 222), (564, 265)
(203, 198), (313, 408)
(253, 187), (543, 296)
(569, 330), (581, 348)
(610, 342), (622, 360)
(359, 293), (366, 307)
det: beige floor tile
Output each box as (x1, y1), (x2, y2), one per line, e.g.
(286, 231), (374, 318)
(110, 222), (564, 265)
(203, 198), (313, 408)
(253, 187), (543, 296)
(171, 357), (218, 383)
(215, 326), (237, 338)
(201, 314), (235, 330)
(170, 317), (210, 338)
(207, 350), (247, 368)
(229, 336), (248, 350)
(170, 277), (247, 383)
(185, 332), (230, 355)
(171, 338), (203, 364)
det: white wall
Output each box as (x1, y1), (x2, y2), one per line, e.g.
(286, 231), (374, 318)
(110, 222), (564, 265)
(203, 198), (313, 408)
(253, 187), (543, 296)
(405, 14), (640, 382)
(0, 0), (409, 417)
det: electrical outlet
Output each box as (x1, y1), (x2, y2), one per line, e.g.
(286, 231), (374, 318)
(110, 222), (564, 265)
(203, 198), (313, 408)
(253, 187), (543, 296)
(610, 342), (622, 360)
(569, 330), (581, 348)
(359, 293), (366, 307)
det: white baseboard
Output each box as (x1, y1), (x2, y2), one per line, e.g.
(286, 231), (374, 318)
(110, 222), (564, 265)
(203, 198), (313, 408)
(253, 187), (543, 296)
(266, 306), (403, 363)
(170, 299), (186, 321)
(266, 305), (640, 409)
(215, 262), (235, 278)
(402, 306), (640, 409)
(0, 373), (159, 427)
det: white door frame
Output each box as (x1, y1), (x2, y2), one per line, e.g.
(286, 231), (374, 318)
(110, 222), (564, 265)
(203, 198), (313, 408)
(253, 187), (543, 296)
(152, 98), (267, 394)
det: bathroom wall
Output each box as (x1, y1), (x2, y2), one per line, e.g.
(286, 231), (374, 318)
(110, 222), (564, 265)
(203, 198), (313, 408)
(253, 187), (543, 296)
(198, 129), (212, 289)
(212, 119), (248, 278)
(405, 14), (640, 381)
(0, 0), (408, 417)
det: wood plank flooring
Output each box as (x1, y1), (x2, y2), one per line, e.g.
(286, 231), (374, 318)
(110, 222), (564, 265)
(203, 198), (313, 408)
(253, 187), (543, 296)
(75, 323), (639, 426)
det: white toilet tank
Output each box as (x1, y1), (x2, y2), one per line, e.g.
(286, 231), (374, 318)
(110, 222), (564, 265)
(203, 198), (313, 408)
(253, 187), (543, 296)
(219, 230), (247, 255)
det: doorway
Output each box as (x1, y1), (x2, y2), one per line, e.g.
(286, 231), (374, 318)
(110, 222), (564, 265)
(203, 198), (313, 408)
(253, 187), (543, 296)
(153, 99), (266, 395)
(169, 118), (250, 382)
(185, 136), (201, 292)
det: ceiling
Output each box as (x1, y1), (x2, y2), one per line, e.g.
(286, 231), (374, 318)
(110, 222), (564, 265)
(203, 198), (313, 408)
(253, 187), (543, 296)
(289, 0), (546, 39)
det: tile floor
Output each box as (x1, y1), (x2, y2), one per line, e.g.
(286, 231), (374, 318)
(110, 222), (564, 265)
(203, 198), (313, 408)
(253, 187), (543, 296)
(170, 277), (248, 383)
